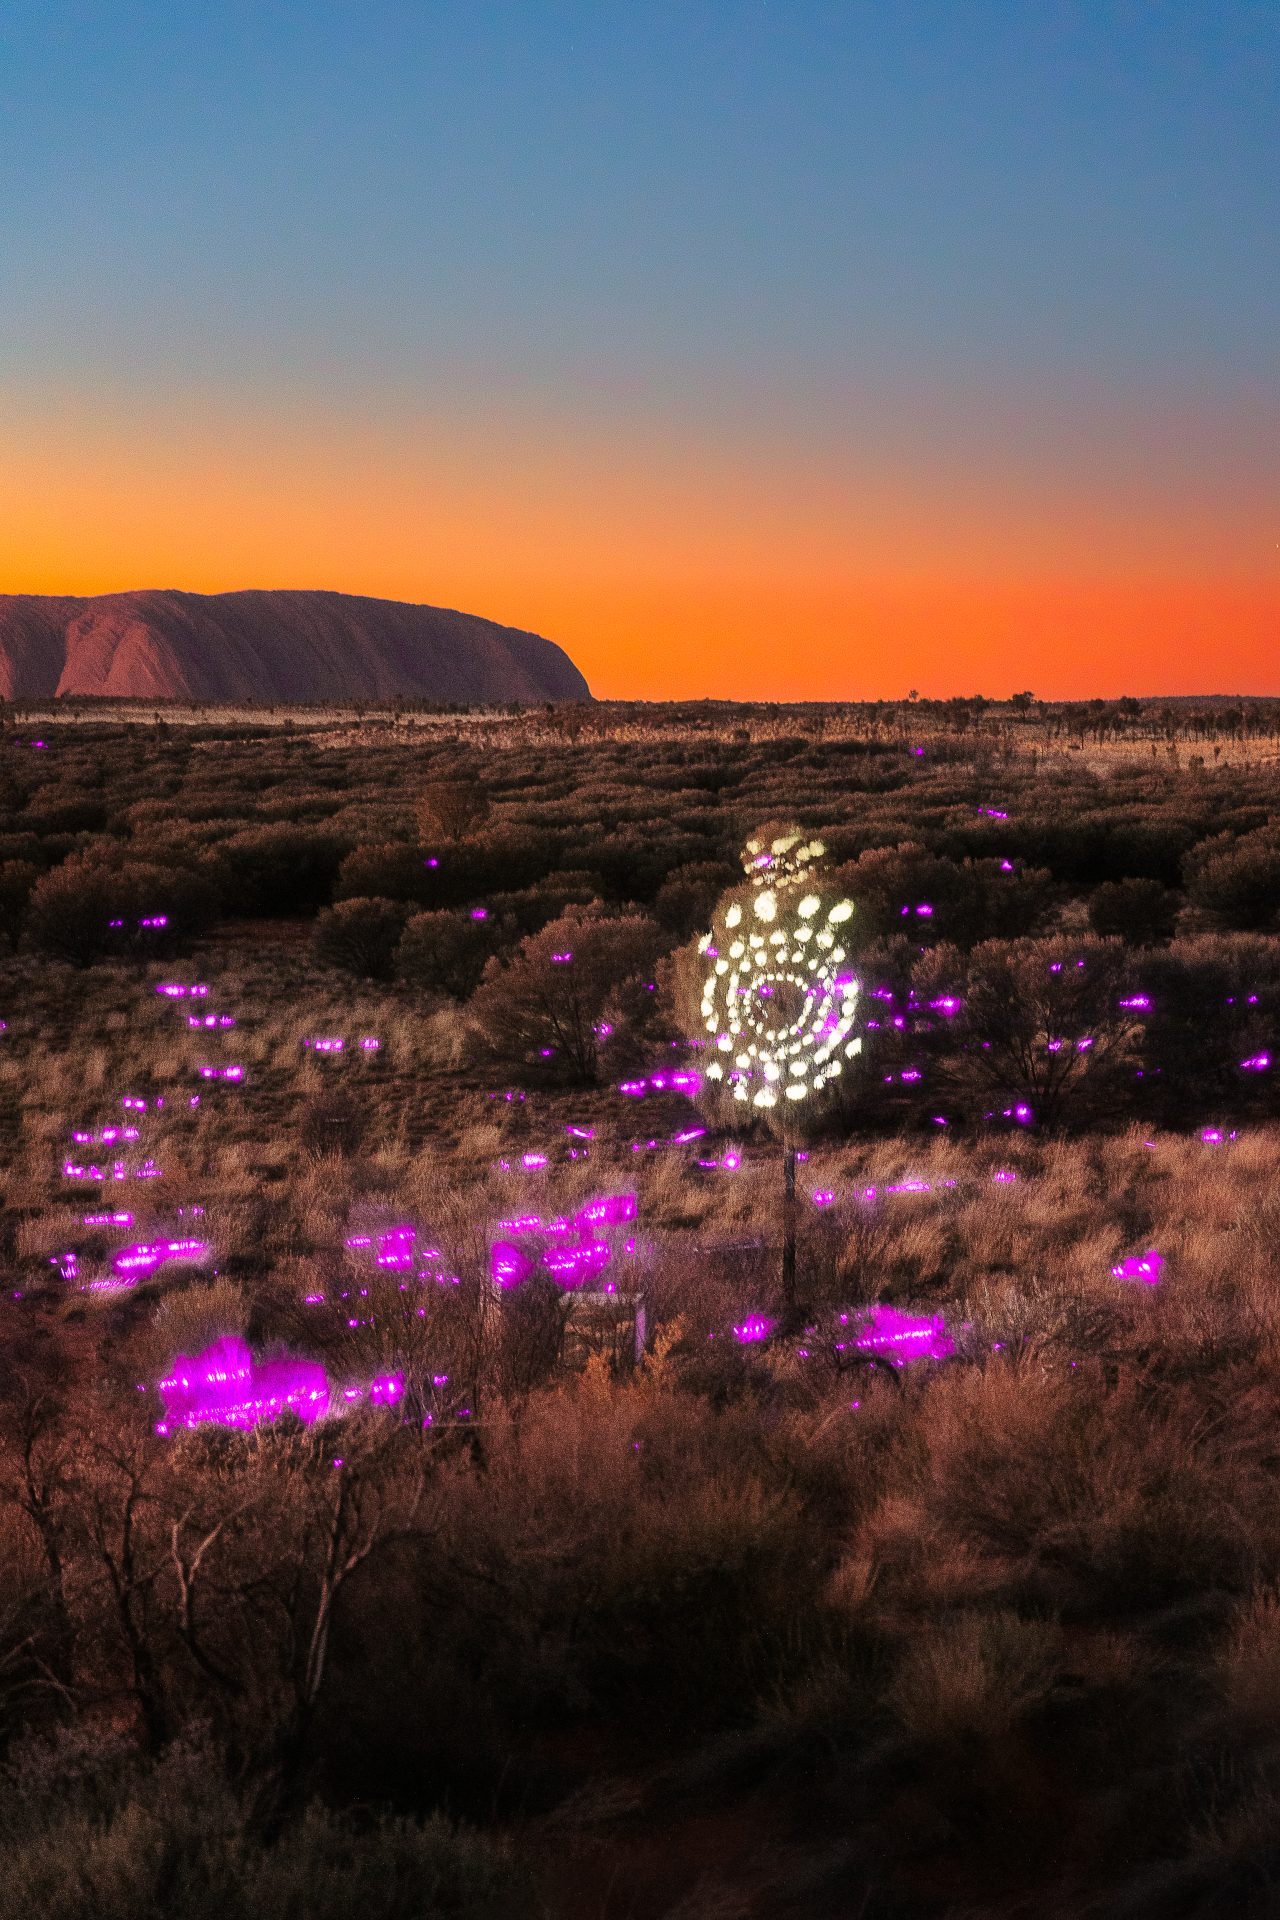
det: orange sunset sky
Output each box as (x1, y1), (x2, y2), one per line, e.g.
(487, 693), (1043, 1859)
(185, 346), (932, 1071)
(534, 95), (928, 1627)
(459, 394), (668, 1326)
(3, 5), (1277, 699)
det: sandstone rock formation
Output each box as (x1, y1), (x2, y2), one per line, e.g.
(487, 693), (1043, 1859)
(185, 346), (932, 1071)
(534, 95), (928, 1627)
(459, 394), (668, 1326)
(0, 589), (590, 704)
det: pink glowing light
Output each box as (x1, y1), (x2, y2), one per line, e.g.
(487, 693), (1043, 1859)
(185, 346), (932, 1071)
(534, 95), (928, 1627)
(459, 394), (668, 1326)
(157, 1336), (329, 1434)
(490, 1192), (638, 1291)
(733, 1315), (773, 1344)
(111, 1237), (209, 1280)
(1111, 1248), (1164, 1285)
(854, 1303), (953, 1364)
(1242, 1052), (1271, 1072)
(360, 1036), (381, 1051)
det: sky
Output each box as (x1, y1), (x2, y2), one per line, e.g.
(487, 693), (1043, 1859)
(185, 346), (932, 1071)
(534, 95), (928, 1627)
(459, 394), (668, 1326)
(1, 1), (1277, 699)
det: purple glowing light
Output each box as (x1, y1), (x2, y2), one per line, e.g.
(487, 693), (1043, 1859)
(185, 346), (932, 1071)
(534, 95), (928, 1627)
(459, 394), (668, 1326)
(991, 1169), (1018, 1184)
(1242, 1052), (1272, 1072)
(1118, 995), (1151, 1011)
(304, 1037), (345, 1053)
(360, 1036), (381, 1051)
(1111, 1248), (1164, 1285)
(854, 1303), (953, 1364)
(157, 1336), (330, 1434)
(733, 1315), (773, 1344)
(551, 951), (573, 963)
(155, 983), (209, 999)
(490, 1191), (637, 1291)
(112, 1237), (209, 1280)
(470, 907), (489, 921)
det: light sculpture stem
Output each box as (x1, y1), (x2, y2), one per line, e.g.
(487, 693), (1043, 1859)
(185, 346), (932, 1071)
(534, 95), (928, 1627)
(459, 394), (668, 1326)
(782, 1132), (798, 1310)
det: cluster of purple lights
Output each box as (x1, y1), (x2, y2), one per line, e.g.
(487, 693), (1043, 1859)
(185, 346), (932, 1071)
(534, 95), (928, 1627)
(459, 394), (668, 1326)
(619, 1070), (701, 1099)
(490, 1192), (638, 1293)
(1112, 1248), (1164, 1285)
(157, 1336), (329, 1435)
(733, 1302), (953, 1366)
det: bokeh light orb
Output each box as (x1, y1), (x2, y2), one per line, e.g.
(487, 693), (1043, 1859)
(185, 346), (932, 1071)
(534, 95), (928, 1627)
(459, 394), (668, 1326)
(697, 829), (861, 1109)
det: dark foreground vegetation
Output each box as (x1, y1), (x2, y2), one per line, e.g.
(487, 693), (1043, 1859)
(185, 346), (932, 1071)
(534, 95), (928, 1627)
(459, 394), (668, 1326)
(0, 697), (1278, 1917)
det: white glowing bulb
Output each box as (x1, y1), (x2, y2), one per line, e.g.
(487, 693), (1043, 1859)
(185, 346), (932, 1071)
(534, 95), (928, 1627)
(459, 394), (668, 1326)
(754, 891), (777, 922)
(706, 1063), (724, 1080)
(798, 895), (820, 918)
(753, 1089), (777, 1108)
(725, 903), (742, 928)
(828, 900), (853, 924)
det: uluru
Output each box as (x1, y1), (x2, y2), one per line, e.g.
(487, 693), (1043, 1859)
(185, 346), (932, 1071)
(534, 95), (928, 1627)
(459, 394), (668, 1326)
(0, 588), (591, 704)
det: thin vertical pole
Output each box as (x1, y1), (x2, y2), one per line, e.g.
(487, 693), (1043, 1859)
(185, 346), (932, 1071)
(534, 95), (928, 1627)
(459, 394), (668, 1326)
(782, 1135), (797, 1310)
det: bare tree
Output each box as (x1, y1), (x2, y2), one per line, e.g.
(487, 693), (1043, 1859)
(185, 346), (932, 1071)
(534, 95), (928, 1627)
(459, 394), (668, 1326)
(415, 777), (490, 844)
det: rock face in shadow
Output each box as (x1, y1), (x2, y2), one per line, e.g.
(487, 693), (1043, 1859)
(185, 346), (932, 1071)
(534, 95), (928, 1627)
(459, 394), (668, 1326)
(0, 589), (590, 704)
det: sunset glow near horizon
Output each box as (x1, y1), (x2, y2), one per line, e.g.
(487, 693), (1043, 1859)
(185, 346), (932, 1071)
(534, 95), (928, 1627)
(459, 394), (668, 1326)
(2, 3), (1277, 700)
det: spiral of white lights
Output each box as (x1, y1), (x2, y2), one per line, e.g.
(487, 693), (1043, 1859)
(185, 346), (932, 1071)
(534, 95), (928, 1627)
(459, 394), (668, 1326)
(696, 831), (862, 1109)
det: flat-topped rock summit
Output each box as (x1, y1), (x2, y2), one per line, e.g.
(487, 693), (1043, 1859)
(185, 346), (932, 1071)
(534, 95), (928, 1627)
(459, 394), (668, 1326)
(0, 588), (590, 704)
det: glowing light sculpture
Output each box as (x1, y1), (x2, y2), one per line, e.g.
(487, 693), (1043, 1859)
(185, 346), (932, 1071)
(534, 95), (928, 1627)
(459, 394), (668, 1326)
(696, 830), (860, 1115)
(692, 826), (863, 1307)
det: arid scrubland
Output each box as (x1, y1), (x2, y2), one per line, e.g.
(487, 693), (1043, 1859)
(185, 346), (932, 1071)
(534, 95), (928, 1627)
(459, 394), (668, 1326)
(0, 698), (1278, 1917)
